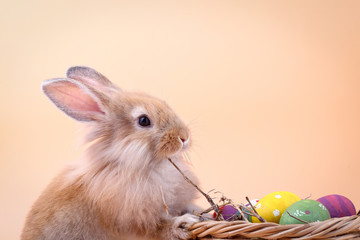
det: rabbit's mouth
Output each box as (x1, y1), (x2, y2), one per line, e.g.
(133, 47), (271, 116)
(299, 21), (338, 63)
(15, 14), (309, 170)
(155, 133), (191, 159)
(178, 135), (190, 150)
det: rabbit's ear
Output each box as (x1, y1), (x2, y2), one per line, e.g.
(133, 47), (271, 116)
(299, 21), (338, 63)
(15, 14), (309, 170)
(66, 66), (117, 91)
(42, 78), (107, 122)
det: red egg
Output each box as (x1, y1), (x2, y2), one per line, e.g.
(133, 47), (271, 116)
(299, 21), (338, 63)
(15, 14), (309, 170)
(317, 194), (356, 218)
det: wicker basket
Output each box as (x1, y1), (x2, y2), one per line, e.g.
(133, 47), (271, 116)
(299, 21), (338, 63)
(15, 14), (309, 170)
(190, 214), (360, 239)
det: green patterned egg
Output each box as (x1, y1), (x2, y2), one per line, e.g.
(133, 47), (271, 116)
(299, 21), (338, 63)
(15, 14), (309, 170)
(279, 199), (330, 225)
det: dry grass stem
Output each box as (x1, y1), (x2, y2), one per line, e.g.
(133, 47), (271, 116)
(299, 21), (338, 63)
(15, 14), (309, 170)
(286, 211), (309, 224)
(215, 207), (224, 221)
(245, 196), (266, 222)
(230, 201), (248, 222)
(199, 202), (228, 215)
(304, 194), (312, 200)
(159, 185), (169, 215)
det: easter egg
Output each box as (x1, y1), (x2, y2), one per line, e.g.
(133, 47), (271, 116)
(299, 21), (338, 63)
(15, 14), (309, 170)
(246, 199), (260, 208)
(241, 199), (259, 222)
(279, 199), (331, 224)
(213, 205), (240, 221)
(317, 194), (356, 218)
(251, 191), (301, 223)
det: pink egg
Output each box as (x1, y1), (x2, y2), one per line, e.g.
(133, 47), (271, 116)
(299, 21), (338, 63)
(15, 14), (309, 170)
(317, 194), (356, 218)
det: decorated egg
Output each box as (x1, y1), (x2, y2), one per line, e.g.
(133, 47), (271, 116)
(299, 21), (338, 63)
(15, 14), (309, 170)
(279, 199), (331, 224)
(241, 199), (260, 222)
(213, 205), (240, 221)
(246, 199), (260, 208)
(317, 194), (356, 218)
(251, 191), (301, 223)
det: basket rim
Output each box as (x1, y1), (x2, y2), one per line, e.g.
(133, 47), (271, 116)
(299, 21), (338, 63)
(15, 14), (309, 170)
(190, 214), (360, 239)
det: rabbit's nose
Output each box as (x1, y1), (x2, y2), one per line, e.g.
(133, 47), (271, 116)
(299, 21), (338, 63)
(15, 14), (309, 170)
(178, 135), (190, 148)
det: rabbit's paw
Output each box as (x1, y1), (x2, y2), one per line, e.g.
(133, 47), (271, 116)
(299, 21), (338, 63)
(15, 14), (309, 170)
(171, 213), (199, 240)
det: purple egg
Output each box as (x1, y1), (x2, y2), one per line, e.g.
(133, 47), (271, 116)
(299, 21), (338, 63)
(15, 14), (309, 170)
(317, 194), (356, 218)
(213, 205), (240, 221)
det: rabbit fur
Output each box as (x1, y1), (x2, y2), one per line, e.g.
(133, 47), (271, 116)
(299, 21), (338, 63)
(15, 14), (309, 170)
(21, 66), (201, 240)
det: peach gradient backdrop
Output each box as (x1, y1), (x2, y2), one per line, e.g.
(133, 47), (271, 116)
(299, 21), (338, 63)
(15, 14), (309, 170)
(1, 1), (360, 239)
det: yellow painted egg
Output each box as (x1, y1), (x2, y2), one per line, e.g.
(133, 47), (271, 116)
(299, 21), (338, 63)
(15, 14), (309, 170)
(251, 191), (301, 223)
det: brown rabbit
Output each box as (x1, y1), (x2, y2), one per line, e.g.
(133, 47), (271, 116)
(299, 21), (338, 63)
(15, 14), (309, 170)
(21, 66), (201, 240)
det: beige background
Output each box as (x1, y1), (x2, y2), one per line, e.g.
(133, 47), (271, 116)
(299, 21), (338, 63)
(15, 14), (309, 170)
(1, 0), (360, 239)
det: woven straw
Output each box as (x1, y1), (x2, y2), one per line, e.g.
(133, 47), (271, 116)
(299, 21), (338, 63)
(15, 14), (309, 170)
(190, 214), (360, 239)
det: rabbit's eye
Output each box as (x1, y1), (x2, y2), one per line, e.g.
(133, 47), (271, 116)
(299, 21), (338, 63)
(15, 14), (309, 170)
(138, 115), (151, 127)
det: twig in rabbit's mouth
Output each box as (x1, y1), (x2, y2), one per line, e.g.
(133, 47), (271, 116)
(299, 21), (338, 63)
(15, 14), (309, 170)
(167, 157), (222, 219)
